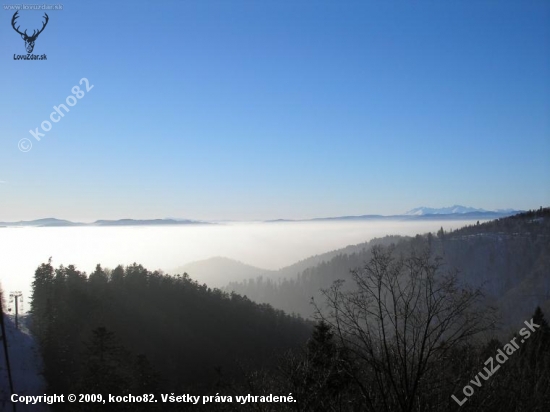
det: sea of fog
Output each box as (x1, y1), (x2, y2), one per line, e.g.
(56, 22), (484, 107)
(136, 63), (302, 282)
(0, 219), (482, 310)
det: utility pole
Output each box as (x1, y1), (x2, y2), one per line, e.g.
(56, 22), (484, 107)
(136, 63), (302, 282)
(9, 292), (23, 330)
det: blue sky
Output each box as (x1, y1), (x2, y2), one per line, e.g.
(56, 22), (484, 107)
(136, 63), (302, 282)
(1, 0), (549, 221)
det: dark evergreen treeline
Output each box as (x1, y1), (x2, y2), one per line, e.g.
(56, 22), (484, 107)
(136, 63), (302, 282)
(226, 208), (550, 325)
(29, 261), (312, 409)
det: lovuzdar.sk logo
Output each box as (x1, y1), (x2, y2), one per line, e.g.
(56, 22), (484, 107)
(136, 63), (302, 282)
(11, 11), (49, 60)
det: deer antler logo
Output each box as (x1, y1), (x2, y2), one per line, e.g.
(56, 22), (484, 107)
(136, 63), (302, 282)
(11, 11), (49, 54)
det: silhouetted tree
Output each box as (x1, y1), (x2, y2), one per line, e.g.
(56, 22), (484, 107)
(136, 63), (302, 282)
(317, 245), (496, 412)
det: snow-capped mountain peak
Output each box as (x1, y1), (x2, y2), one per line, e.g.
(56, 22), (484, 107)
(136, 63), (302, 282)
(404, 205), (488, 216)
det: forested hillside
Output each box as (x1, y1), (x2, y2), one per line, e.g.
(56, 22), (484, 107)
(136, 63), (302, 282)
(223, 246), (550, 411)
(226, 208), (550, 325)
(173, 236), (406, 289)
(29, 262), (311, 408)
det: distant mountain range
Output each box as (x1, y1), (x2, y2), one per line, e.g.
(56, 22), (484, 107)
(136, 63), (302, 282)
(0, 218), (210, 227)
(266, 205), (522, 223)
(0, 206), (522, 227)
(404, 205), (518, 216)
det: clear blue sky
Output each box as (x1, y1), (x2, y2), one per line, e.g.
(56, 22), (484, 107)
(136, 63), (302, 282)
(1, 0), (549, 221)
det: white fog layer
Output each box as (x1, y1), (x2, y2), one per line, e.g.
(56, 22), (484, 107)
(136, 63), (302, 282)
(0, 219), (483, 305)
